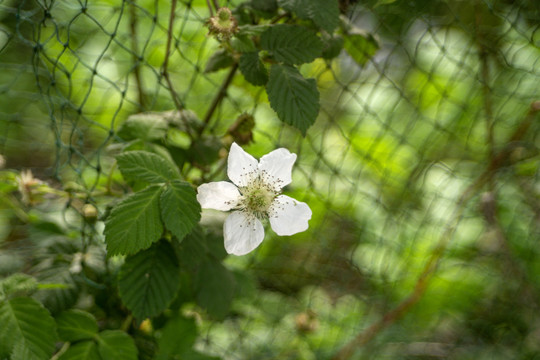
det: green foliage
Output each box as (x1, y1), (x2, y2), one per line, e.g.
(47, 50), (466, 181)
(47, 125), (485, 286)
(117, 113), (169, 142)
(58, 341), (100, 360)
(117, 151), (180, 184)
(0, 273), (38, 300)
(96, 330), (138, 360)
(104, 184), (164, 256)
(56, 310), (99, 342)
(160, 180), (201, 242)
(204, 49), (235, 73)
(278, 0), (340, 33)
(195, 259), (236, 319)
(156, 314), (197, 358)
(260, 24), (323, 65)
(343, 30), (379, 66)
(118, 241), (181, 320)
(0, 297), (57, 360)
(3, 0), (538, 358)
(239, 52), (268, 86)
(266, 64), (320, 135)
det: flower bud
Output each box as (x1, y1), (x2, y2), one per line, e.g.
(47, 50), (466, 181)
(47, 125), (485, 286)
(206, 7), (238, 41)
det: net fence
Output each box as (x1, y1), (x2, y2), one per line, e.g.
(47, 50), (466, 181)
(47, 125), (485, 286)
(1, 0), (540, 358)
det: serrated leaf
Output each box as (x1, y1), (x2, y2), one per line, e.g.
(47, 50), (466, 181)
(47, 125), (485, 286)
(117, 113), (168, 142)
(321, 35), (344, 59)
(204, 49), (234, 73)
(231, 34), (256, 52)
(0, 273), (38, 299)
(250, 0), (278, 13)
(58, 341), (100, 360)
(266, 64), (319, 135)
(279, 0), (340, 33)
(117, 151), (179, 184)
(239, 52), (268, 86)
(160, 180), (201, 242)
(0, 297), (57, 360)
(56, 310), (98, 342)
(343, 31), (379, 66)
(104, 185), (164, 256)
(118, 241), (180, 319)
(33, 263), (78, 315)
(237, 24), (270, 37)
(195, 259), (235, 319)
(97, 330), (138, 360)
(260, 24), (322, 65)
(157, 314), (197, 357)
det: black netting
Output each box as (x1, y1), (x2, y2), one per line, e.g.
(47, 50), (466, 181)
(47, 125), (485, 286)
(1, 0), (539, 358)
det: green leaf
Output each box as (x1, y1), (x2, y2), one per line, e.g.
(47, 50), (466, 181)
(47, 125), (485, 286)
(160, 180), (201, 242)
(33, 263), (78, 315)
(118, 240), (181, 319)
(117, 151), (180, 184)
(0, 297), (57, 360)
(117, 113), (168, 142)
(104, 185), (164, 256)
(195, 259), (236, 319)
(279, 0), (340, 33)
(157, 314), (197, 357)
(260, 24), (322, 65)
(0, 273), (38, 300)
(239, 52), (268, 86)
(343, 30), (379, 66)
(249, 0), (278, 13)
(266, 64), (319, 135)
(58, 341), (100, 360)
(96, 330), (138, 360)
(321, 34), (344, 59)
(56, 310), (98, 342)
(204, 49), (235, 73)
(230, 34), (256, 52)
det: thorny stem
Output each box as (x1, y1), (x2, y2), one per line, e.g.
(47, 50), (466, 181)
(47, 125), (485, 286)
(199, 62), (238, 136)
(331, 101), (540, 360)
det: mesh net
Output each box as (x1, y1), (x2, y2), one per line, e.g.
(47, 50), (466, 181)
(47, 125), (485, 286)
(1, 0), (540, 358)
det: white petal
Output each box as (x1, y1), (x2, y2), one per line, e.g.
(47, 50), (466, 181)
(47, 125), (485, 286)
(223, 211), (265, 255)
(258, 148), (297, 191)
(269, 195), (312, 236)
(227, 142), (259, 187)
(196, 181), (241, 211)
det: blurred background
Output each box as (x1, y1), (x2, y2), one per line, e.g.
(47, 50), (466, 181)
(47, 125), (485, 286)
(1, 0), (539, 358)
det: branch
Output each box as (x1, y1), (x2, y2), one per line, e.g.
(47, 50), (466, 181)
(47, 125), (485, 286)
(198, 62), (238, 136)
(129, 2), (146, 109)
(331, 100), (540, 360)
(161, 0), (184, 112)
(161, 0), (194, 138)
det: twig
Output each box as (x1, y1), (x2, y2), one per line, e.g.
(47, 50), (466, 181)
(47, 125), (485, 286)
(331, 101), (540, 360)
(129, 1), (146, 109)
(161, 0), (185, 111)
(161, 0), (194, 138)
(475, 3), (495, 164)
(206, 0), (214, 16)
(199, 62), (238, 136)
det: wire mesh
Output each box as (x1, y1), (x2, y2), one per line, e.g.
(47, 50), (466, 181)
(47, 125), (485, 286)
(1, 0), (540, 358)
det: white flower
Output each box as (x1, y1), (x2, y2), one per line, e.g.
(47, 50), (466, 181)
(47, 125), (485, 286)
(197, 142), (312, 256)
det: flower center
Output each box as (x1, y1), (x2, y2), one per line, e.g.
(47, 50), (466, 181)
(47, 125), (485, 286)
(239, 179), (276, 219)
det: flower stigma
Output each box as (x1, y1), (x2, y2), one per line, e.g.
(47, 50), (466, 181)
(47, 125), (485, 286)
(238, 177), (277, 220)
